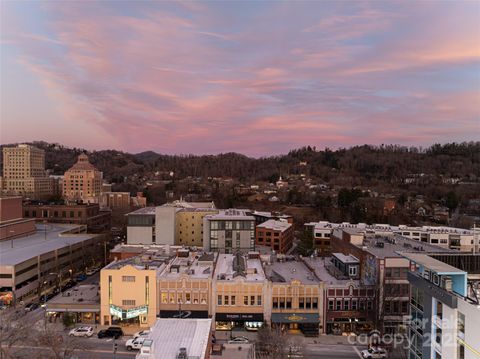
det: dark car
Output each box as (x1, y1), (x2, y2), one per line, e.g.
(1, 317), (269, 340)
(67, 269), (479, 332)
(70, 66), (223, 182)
(24, 302), (40, 312)
(97, 327), (123, 339)
(75, 274), (87, 282)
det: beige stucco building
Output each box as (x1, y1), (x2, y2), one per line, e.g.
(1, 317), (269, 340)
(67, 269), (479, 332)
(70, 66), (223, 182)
(212, 252), (268, 331)
(157, 250), (216, 319)
(1, 145), (53, 199)
(100, 258), (161, 328)
(176, 208), (218, 247)
(63, 154), (102, 204)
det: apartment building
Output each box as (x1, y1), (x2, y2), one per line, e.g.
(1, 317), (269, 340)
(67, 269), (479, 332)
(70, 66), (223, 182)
(248, 210), (293, 227)
(1, 144), (53, 199)
(331, 227), (452, 335)
(157, 249), (216, 319)
(212, 252), (268, 331)
(175, 208), (217, 247)
(256, 219), (294, 253)
(100, 256), (164, 328)
(23, 202), (111, 232)
(63, 154), (103, 204)
(404, 253), (480, 359)
(126, 201), (217, 246)
(203, 209), (255, 253)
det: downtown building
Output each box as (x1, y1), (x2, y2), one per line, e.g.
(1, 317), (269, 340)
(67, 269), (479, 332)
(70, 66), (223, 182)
(203, 209), (256, 253)
(63, 153), (103, 204)
(305, 220), (478, 254)
(404, 253), (480, 359)
(1, 144), (53, 199)
(0, 197), (108, 307)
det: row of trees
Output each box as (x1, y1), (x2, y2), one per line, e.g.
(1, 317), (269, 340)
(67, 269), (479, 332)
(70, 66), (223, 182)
(0, 310), (86, 359)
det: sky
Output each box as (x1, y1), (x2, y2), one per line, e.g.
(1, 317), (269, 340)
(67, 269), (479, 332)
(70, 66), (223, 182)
(1, 1), (479, 157)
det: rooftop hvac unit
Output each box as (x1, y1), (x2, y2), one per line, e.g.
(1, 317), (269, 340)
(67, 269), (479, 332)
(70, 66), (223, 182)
(177, 347), (188, 359)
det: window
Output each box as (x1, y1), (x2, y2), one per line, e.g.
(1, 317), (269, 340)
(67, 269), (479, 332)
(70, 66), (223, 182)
(122, 299), (135, 306)
(352, 300), (357, 310)
(224, 296), (229, 305)
(231, 295), (236, 305)
(344, 300), (350, 311)
(244, 296), (248, 305)
(336, 300), (342, 311)
(300, 297), (305, 309)
(257, 296), (262, 306)
(436, 300), (443, 320)
(286, 298), (292, 309)
(273, 297), (278, 308)
(122, 276), (135, 282)
(218, 295), (222, 305)
(280, 298), (285, 308)
(328, 300), (334, 310)
(161, 293), (167, 303)
(250, 296), (255, 306)
(457, 312), (465, 340)
(349, 266), (357, 276)
(306, 297), (311, 309)
(367, 300), (373, 311)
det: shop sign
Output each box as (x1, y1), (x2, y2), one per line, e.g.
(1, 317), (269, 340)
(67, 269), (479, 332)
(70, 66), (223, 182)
(271, 313), (319, 323)
(110, 304), (148, 319)
(159, 310), (209, 319)
(125, 305), (148, 319)
(215, 313), (264, 321)
(109, 304), (123, 318)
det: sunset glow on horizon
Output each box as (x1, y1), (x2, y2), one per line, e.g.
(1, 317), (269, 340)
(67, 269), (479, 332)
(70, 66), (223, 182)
(1, 1), (479, 156)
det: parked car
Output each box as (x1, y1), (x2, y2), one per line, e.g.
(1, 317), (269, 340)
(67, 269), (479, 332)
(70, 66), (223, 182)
(126, 337), (145, 351)
(361, 347), (388, 359)
(228, 336), (249, 344)
(75, 274), (87, 282)
(85, 269), (96, 276)
(24, 302), (40, 312)
(69, 326), (94, 337)
(97, 327), (123, 339)
(133, 329), (150, 339)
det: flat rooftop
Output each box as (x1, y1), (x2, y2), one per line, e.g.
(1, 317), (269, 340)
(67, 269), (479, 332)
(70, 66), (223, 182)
(401, 253), (466, 274)
(104, 255), (168, 271)
(0, 224), (97, 266)
(48, 284), (100, 309)
(215, 254), (265, 282)
(265, 260), (319, 284)
(257, 219), (291, 232)
(159, 251), (217, 279)
(136, 318), (211, 359)
(304, 257), (359, 286)
(333, 252), (359, 264)
(361, 235), (452, 259)
(126, 207), (156, 215)
(207, 209), (254, 221)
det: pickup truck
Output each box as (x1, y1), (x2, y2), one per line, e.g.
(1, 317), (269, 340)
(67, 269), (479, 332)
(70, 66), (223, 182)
(126, 337), (145, 351)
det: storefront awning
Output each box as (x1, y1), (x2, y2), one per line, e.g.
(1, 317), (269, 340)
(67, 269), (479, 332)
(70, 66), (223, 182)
(271, 313), (319, 324)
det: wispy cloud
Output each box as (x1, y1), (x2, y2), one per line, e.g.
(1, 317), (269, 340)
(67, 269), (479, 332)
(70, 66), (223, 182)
(1, 1), (479, 155)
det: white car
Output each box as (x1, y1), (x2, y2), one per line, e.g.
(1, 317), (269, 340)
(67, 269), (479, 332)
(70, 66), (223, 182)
(69, 326), (94, 337)
(228, 336), (249, 344)
(361, 347), (388, 359)
(133, 329), (150, 339)
(85, 269), (96, 276)
(126, 337), (145, 351)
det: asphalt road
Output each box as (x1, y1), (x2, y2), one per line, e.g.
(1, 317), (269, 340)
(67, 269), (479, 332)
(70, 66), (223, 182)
(304, 344), (365, 358)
